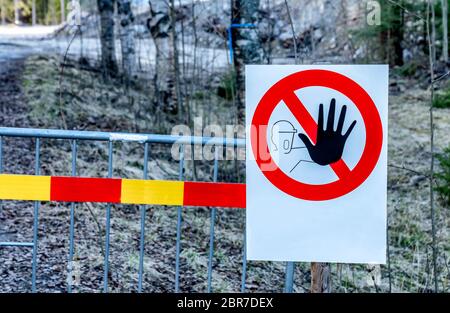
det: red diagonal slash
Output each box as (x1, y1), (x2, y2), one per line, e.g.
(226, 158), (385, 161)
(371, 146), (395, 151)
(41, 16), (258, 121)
(283, 91), (351, 179)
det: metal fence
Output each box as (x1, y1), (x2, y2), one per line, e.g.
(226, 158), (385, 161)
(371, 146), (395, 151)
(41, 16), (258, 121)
(0, 127), (295, 293)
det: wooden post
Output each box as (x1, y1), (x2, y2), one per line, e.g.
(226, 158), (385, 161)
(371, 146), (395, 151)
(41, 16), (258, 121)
(310, 262), (331, 293)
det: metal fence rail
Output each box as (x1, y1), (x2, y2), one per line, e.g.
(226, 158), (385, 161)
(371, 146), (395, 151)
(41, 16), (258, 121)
(0, 127), (295, 293)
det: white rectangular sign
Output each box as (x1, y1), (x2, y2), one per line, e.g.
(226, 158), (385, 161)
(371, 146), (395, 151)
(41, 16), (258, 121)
(245, 65), (388, 263)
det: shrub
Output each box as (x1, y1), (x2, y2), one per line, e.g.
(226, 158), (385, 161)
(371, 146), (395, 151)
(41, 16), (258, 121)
(433, 89), (450, 108)
(396, 62), (418, 78)
(217, 71), (236, 101)
(436, 147), (450, 206)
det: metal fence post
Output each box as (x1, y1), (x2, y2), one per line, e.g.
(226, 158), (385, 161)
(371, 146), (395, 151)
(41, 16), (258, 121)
(67, 139), (77, 293)
(138, 142), (149, 292)
(103, 141), (113, 293)
(31, 138), (40, 292)
(207, 148), (219, 292)
(0, 136), (3, 212)
(175, 145), (185, 292)
(284, 262), (295, 293)
(241, 229), (247, 292)
(387, 214), (392, 293)
(0, 136), (2, 171)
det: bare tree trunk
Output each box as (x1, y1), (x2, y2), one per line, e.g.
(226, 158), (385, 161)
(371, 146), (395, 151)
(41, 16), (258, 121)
(170, 0), (183, 122)
(117, 0), (136, 79)
(14, 0), (19, 24)
(310, 263), (331, 293)
(390, 1), (404, 66)
(32, 0), (36, 25)
(442, 0), (448, 63)
(231, 0), (263, 126)
(179, 0), (189, 124)
(97, 0), (118, 77)
(51, 0), (57, 25)
(147, 0), (177, 115)
(431, 0), (436, 64)
(1, 0), (6, 25)
(284, 0), (298, 63)
(61, 0), (65, 23)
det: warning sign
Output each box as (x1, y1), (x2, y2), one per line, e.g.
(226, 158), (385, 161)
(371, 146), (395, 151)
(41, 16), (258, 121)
(246, 65), (388, 263)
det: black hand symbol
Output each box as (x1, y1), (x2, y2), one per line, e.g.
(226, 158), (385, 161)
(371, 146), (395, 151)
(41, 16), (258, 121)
(298, 98), (356, 166)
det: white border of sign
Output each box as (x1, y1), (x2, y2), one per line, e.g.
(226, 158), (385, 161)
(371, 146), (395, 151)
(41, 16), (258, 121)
(245, 65), (388, 264)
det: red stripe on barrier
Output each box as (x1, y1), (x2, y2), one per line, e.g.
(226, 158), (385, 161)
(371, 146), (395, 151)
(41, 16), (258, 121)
(183, 182), (246, 208)
(50, 177), (122, 203)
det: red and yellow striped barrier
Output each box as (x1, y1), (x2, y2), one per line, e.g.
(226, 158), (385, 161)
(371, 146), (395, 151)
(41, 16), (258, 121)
(0, 174), (246, 208)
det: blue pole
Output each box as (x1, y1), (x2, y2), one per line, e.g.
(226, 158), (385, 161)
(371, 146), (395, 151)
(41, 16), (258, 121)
(284, 262), (295, 293)
(227, 27), (233, 64)
(227, 23), (256, 64)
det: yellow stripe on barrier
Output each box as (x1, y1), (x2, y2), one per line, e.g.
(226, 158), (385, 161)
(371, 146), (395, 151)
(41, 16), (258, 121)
(121, 179), (184, 205)
(0, 174), (51, 201)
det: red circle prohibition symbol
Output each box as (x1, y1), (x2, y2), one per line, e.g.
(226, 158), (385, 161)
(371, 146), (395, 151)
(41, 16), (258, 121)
(251, 69), (383, 201)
